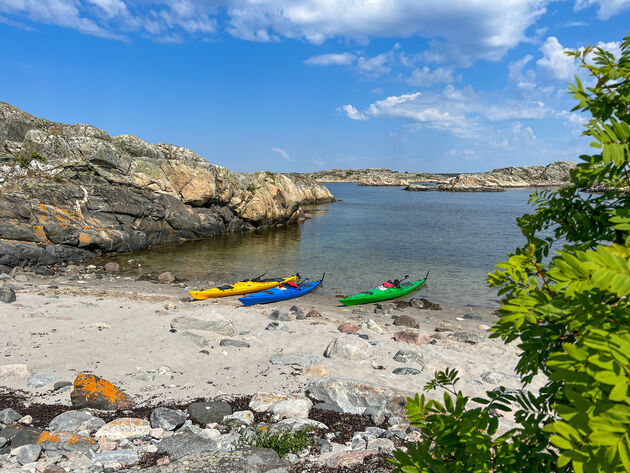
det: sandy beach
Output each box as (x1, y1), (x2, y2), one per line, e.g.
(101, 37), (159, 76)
(0, 267), (535, 407)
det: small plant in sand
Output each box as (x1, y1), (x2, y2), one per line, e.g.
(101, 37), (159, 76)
(237, 425), (315, 458)
(389, 33), (630, 473)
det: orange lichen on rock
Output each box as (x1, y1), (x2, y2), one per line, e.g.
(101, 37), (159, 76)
(38, 430), (95, 446)
(78, 233), (91, 245)
(38, 431), (61, 443)
(70, 373), (134, 410)
(32, 225), (48, 241)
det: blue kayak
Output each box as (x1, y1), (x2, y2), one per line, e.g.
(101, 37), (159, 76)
(238, 279), (322, 306)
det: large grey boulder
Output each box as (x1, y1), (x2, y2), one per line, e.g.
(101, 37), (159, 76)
(306, 377), (412, 415)
(48, 410), (105, 433)
(156, 432), (217, 461)
(150, 407), (187, 431)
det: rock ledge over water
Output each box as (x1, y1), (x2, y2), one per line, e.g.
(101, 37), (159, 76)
(0, 102), (334, 267)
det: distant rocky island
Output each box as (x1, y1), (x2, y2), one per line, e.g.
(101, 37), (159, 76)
(0, 103), (334, 268)
(307, 161), (576, 192)
(306, 168), (452, 186)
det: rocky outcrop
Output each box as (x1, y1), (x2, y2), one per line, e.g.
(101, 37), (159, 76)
(0, 102), (334, 267)
(307, 168), (449, 185)
(404, 161), (576, 192)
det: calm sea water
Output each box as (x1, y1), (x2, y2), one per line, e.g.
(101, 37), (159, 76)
(109, 184), (539, 307)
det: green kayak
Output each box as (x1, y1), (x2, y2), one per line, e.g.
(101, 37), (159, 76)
(339, 276), (428, 306)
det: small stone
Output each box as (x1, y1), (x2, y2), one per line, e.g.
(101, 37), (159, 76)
(393, 315), (419, 329)
(103, 262), (120, 273)
(352, 308), (368, 315)
(156, 456), (170, 466)
(149, 428), (164, 439)
(27, 373), (56, 388)
(289, 305), (304, 316)
(367, 438), (395, 453)
(306, 309), (322, 318)
(337, 322), (360, 333)
(0, 363), (30, 380)
(268, 310), (291, 321)
(0, 287), (17, 303)
(270, 399), (312, 421)
(158, 272), (176, 283)
(451, 331), (486, 344)
(91, 449), (139, 468)
(304, 365), (329, 378)
(53, 380), (73, 392)
(222, 410), (254, 426)
(351, 436), (366, 450)
(170, 316), (234, 336)
(481, 371), (508, 384)
(266, 321), (289, 331)
(18, 415), (33, 424)
(187, 401), (232, 425)
(393, 367), (422, 375)
(324, 335), (374, 361)
(464, 313), (483, 320)
(325, 450), (377, 469)
(94, 418), (150, 440)
(0, 408), (22, 424)
(394, 331), (430, 345)
(150, 408), (186, 431)
(219, 339), (250, 348)
(276, 418), (328, 432)
(180, 331), (210, 347)
(249, 393), (301, 413)
(478, 324), (490, 330)
(410, 298), (441, 310)
(365, 319), (383, 334)
(16, 444), (41, 465)
(98, 440), (117, 451)
(43, 465), (66, 473)
(269, 352), (321, 368)
(363, 407), (387, 425)
(393, 349), (424, 364)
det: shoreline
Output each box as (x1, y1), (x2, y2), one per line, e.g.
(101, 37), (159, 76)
(0, 267), (526, 406)
(0, 266), (539, 471)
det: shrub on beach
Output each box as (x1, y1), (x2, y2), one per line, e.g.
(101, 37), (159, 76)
(389, 33), (630, 472)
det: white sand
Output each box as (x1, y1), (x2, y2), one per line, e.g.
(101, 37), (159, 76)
(0, 274), (539, 407)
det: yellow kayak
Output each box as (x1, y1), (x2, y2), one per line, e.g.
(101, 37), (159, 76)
(189, 275), (298, 300)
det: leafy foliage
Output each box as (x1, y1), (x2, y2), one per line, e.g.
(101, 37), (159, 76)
(389, 33), (630, 473)
(237, 425), (314, 458)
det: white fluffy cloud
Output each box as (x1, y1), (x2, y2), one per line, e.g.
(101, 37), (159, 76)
(225, 0), (550, 65)
(574, 0), (630, 19)
(304, 53), (356, 66)
(344, 86), (552, 138)
(536, 37), (578, 80)
(339, 104), (369, 121)
(407, 67), (457, 86)
(0, 0), (552, 64)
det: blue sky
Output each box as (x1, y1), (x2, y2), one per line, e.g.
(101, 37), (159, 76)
(0, 1), (629, 173)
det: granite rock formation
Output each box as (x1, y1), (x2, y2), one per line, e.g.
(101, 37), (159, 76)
(308, 168), (449, 185)
(404, 161), (576, 192)
(0, 102), (334, 267)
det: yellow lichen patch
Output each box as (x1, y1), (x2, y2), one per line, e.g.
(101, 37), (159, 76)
(74, 373), (126, 403)
(78, 233), (91, 245)
(32, 225), (48, 241)
(38, 431), (60, 443)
